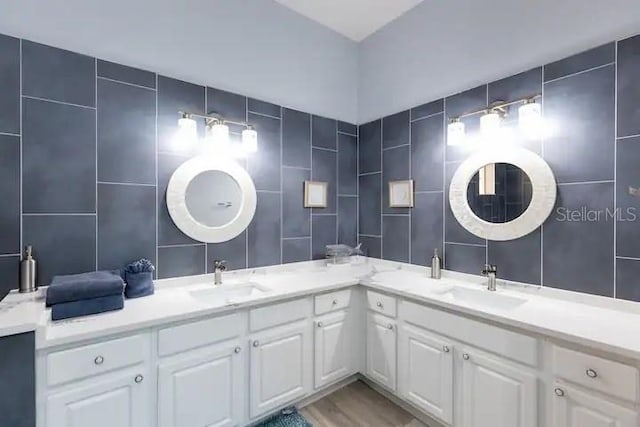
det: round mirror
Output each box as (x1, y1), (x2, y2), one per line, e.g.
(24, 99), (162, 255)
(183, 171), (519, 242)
(185, 171), (242, 227)
(167, 156), (257, 243)
(449, 147), (556, 241)
(467, 163), (532, 223)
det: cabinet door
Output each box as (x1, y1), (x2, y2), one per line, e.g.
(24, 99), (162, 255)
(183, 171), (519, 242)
(366, 313), (396, 391)
(398, 324), (453, 424)
(46, 368), (150, 427)
(250, 321), (311, 419)
(553, 383), (639, 427)
(158, 342), (244, 427)
(461, 351), (537, 427)
(314, 311), (351, 389)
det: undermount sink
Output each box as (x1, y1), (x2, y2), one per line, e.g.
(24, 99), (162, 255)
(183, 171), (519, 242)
(433, 286), (527, 311)
(190, 282), (269, 304)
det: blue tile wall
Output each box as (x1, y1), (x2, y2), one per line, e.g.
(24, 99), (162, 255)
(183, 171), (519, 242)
(359, 33), (640, 301)
(0, 34), (357, 297)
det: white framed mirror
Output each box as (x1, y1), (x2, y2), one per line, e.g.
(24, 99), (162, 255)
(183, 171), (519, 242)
(449, 147), (557, 241)
(167, 155), (257, 243)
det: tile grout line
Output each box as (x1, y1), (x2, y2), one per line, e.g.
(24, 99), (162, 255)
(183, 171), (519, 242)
(380, 118), (384, 258)
(22, 94), (96, 110)
(0, 253), (21, 258)
(485, 84), (489, 266)
(312, 145), (337, 153)
(97, 75), (156, 92)
(335, 120), (339, 246)
(158, 243), (204, 249)
(613, 41), (618, 299)
(382, 143), (410, 151)
(556, 180), (615, 186)
(617, 133), (640, 141)
(445, 241), (487, 248)
(98, 181), (157, 187)
(617, 255), (640, 261)
(95, 57), (98, 271)
(155, 72), (159, 278)
(247, 110), (281, 121)
(0, 131), (20, 137)
(204, 86), (208, 273)
(309, 111), (313, 260)
(19, 38), (23, 266)
(442, 97), (447, 267)
(280, 98), (284, 264)
(408, 112), (412, 263)
(410, 110), (444, 123)
(540, 64), (546, 288)
(543, 61), (616, 85)
(23, 213), (97, 216)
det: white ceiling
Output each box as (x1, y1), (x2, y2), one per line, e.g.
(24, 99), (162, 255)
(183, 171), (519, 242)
(274, 0), (424, 41)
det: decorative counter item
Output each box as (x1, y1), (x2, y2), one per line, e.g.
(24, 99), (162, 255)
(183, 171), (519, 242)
(304, 181), (328, 208)
(124, 259), (155, 299)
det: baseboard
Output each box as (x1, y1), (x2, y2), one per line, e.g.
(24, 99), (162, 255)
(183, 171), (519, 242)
(358, 374), (446, 427)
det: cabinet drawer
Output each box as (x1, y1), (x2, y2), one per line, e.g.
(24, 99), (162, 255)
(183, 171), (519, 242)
(249, 298), (311, 332)
(158, 313), (242, 357)
(315, 289), (352, 315)
(47, 334), (148, 386)
(552, 345), (639, 402)
(367, 290), (397, 317)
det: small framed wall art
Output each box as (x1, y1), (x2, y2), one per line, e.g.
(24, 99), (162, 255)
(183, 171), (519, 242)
(389, 180), (414, 208)
(304, 181), (328, 208)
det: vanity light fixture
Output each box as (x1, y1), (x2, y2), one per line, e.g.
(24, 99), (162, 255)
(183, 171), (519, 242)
(518, 99), (542, 138)
(178, 111), (258, 157)
(447, 94), (542, 147)
(447, 119), (466, 146)
(176, 113), (198, 150)
(242, 126), (258, 153)
(480, 109), (503, 141)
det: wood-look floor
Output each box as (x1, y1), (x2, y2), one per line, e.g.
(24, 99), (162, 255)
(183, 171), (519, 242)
(300, 381), (427, 427)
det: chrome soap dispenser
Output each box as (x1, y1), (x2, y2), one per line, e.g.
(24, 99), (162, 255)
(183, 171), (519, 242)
(430, 248), (442, 280)
(19, 245), (37, 293)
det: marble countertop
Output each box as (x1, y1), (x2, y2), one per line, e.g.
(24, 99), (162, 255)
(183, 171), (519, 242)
(2, 259), (640, 360)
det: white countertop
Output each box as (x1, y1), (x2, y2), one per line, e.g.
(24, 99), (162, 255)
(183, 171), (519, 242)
(2, 259), (640, 360)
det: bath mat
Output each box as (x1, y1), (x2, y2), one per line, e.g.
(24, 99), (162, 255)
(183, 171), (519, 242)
(255, 407), (312, 427)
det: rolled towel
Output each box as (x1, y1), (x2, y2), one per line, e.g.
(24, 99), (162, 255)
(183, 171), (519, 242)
(124, 259), (155, 299)
(51, 294), (124, 321)
(46, 271), (124, 307)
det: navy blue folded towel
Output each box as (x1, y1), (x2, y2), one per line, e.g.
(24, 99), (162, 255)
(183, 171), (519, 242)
(46, 271), (124, 307)
(124, 259), (155, 299)
(51, 294), (124, 321)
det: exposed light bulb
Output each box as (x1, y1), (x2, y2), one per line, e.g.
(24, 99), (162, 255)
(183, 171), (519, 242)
(447, 119), (466, 146)
(175, 113), (198, 150)
(242, 127), (258, 153)
(518, 100), (543, 139)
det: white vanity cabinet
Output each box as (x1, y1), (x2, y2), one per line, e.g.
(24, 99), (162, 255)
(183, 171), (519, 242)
(459, 349), (537, 427)
(398, 324), (453, 425)
(313, 289), (355, 389)
(42, 334), (152, 427)
(157, 342), (244, 427)
(248, 298), (313, 420)
(366, 312), (397, 391)
(249, 320), (312, 419)
(551, 345), (640, 427)
(46, 367), (151, 427)
(552, 384), (639, 427)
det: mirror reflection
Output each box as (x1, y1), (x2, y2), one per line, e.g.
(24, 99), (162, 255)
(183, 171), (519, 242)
(185, 170), (242, 227)
(467, 163), (532, 223)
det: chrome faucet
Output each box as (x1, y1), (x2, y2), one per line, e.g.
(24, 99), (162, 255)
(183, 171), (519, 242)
(482, 264), (498, 291)
(213, 260), (227, 285)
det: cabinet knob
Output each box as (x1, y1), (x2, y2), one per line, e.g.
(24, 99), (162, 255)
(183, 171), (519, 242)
(377, 301), (383, 308)
(554, 387), (565, 397)
(134, 374), (144, 384)
(253, 340), (260, 347)
(332, 299), (338, 305)
(443, 345), (450, 353)
(387, 324), (393, 330)
(94, 356), (104, 365)
(586, 369), (598, 378)
(317, 322), (324, 328)
(462, 353), (470, 360)
(234, 346), (242, 354)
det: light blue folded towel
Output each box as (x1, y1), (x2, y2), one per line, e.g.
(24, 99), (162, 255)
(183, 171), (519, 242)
(46, 271), (124, 307)
(124, 259), (155, 299)
(51, 294), (124, 321)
